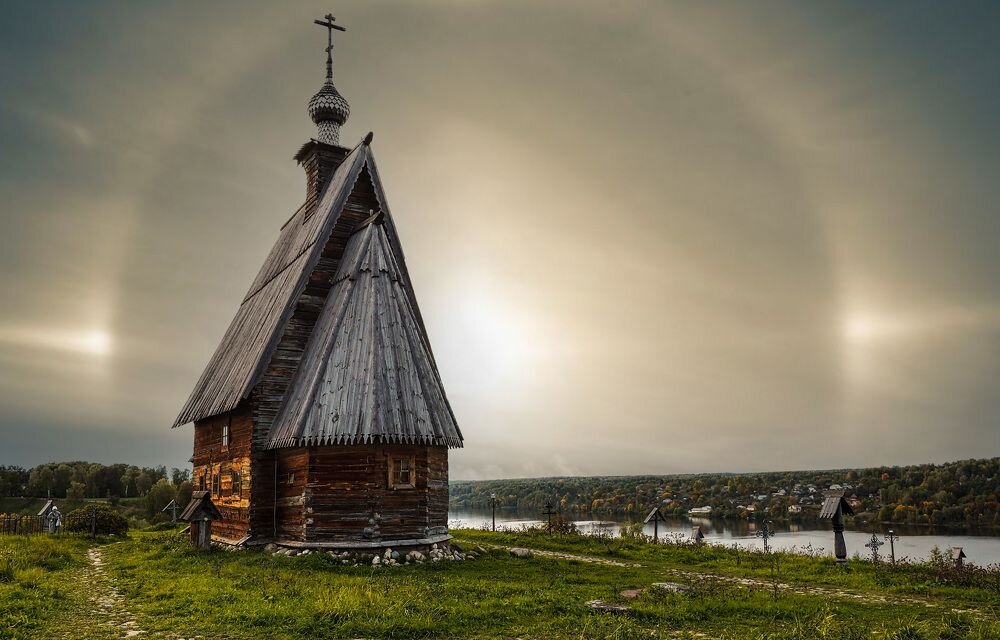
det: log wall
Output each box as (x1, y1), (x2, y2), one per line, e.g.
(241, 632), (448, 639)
(256, 444), (449, 544)
(247, 167), (381, 540)
(191, 402), (252, 541)
(305, 445), (449, 543)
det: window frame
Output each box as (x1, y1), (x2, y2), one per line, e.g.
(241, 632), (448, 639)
(211, 472), (221, 497)
(389, 456), (416, 489)
(221, 419), (230, 450)
(231, 469), (242, 498)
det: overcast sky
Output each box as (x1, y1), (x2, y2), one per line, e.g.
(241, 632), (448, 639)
(1, 1), (998, 479)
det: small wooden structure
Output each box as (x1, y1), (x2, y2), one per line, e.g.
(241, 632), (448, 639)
(819, 494), (854, 564)
(951, 547), (966, 568)
(644, 507), (666, 542)
(180, 491), (222, 550)
(691, 525), (705, 544)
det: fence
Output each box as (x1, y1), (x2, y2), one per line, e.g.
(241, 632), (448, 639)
(0, 514), (50, 535)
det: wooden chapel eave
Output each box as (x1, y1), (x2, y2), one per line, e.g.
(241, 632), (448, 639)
(173, 138), (370, 428)
(361, 150), (462, 438)
(173, 134), (460, 443)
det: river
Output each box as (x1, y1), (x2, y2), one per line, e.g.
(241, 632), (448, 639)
(449, 508), (1000, 565)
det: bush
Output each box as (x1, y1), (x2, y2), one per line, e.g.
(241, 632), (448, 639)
(64, 504), (128, 536)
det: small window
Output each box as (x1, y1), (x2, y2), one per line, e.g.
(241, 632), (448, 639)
(390, 457), (414, 489)
(222, 421), (230, 449)
(211, 473), (221, 497)
(198, 474), (206, 491)
(286, 472), (295, 485)
(231, 470), (242, 497)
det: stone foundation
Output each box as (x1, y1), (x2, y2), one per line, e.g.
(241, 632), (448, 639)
(262, 540), (483, 566)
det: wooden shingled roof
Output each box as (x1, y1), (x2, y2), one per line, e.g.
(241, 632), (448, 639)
(266, 217), (462, 449)
(173, 135), (460, 449)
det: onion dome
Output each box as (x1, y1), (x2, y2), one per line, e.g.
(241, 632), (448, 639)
(308, 79), (350, 145)
(308, 42), (350, 146)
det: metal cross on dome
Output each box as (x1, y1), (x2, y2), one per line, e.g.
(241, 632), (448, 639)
(314, 13), (347, 78)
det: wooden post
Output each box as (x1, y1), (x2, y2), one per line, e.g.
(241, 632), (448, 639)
(832, 508), (846, 564)
(490, 494), (497, 532)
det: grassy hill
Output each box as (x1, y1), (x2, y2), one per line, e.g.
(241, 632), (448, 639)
(1, 528), (998, 639)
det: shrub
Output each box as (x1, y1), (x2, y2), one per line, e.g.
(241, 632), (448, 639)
(64, 504), (128, 536)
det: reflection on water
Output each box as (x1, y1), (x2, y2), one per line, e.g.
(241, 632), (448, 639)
(449, 509), (1000, 564)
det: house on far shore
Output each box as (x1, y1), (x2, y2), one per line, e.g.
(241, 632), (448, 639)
(787, 505), (802, 514)
(688, 506), (713, 515)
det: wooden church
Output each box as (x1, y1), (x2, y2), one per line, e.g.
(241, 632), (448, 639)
(173, 16), (463, 550)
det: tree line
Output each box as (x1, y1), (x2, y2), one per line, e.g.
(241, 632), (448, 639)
(0, 461), (193, 523)
(450, 457), (1000, 529)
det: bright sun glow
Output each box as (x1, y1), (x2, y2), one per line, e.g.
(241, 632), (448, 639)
(844, 316), (876, 341)
(842, 312), (917, 344)
(0, 326), (113, 357)
(79, 330), (112, 355)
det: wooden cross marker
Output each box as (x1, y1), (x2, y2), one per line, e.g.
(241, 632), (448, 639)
(886, 529), (899, 564)
(644, 507), (666, 543)
(542, 502), (558, 534)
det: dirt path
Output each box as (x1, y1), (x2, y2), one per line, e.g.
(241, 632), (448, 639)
(49, 544), (151, 640)
(82, 545), (149, 639)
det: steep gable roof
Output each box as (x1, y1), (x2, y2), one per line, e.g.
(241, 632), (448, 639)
(175, 138), (371, 426)
(266, 216), (462, 449)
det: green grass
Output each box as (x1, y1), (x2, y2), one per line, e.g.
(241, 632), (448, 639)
(457, 528), (1000, 607)
(0, 535), (92, 640)
(1, 529), (998, 639)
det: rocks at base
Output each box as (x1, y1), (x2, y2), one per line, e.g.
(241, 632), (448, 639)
(263, 542), (476, 567)
(509, 547), (533, 558)
(651, 582), (690, 593)
(585, 600), (630, 614)
(619, 588), (642, 599)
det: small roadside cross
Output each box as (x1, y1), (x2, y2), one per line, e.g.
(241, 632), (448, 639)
(644, 507), (666, 543)
(886, 529), (899, 564)
(542, 502), (558, 534)
(755, 518), (773, 553)
(865, 532), (884, 564)
(162, 499), (179, 523)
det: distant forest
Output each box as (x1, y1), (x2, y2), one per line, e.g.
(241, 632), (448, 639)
(451, 457), (1000, 529)
(4, 458), (998, 529)
(0, 461), (192, 522)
